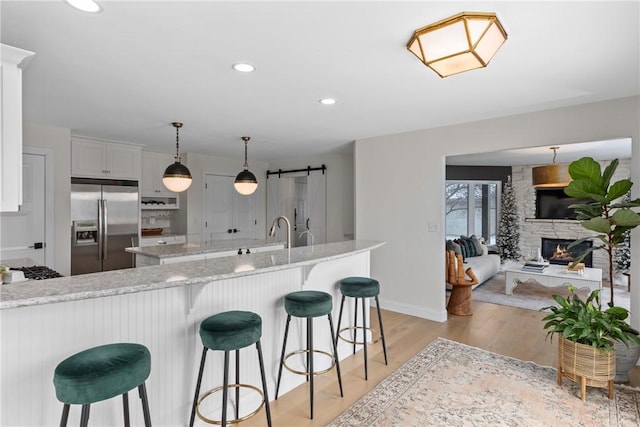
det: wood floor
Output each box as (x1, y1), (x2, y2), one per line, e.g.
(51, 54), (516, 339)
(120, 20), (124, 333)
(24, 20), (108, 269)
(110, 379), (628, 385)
(242, 301), (560, 427)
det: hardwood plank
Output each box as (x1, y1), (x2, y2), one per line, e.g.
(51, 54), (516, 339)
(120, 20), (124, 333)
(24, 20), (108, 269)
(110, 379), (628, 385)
(242, 301), (562, 427)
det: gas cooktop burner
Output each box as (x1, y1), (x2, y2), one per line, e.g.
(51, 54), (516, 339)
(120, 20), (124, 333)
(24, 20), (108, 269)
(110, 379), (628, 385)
(15, 266), (63, 280)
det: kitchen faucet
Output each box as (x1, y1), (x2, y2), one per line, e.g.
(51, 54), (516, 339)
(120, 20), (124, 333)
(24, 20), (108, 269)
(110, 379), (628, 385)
(269, 216), (291, 249)
(299, 229), (314, 245)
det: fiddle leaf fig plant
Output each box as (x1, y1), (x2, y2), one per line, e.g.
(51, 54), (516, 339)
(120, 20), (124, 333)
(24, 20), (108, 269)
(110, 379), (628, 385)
(563, 157), (640, 305)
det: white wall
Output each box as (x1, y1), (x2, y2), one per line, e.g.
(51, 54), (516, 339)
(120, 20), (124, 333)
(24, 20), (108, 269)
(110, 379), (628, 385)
(179, 151), (269, 242)
(355, 96), (640, 327)
(23, 123), (71, 275)
(267, 151), (354, 243)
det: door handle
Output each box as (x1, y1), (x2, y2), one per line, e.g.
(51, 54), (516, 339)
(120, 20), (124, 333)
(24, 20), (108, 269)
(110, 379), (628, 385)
(227, 229), (233, 233)
(28, 242), (44, 249)
(233, 228), (238, 233)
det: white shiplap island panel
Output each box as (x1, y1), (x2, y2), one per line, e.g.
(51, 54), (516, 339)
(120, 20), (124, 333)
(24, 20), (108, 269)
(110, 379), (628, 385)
(0, 240), (383, 426)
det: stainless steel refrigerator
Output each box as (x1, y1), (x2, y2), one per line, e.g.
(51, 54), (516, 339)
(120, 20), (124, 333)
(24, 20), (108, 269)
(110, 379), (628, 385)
(71, 178), (139, 275)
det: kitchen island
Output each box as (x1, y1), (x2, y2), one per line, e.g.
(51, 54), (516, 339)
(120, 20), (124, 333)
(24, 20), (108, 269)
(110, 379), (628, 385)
(0, 240), (383, 426)
(126, 238), (284, 266)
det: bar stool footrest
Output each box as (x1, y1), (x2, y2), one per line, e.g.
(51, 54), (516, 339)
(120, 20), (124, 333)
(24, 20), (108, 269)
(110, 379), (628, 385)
(338, 326), (381, 346)
(283, 349), (335, 376)
(196, 383), (265, 425)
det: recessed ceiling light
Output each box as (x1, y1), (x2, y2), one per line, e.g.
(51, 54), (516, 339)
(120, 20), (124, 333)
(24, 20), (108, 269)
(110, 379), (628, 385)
(233, 63), (256, 73)
(319, 98), (337, 105)
(65, 0), (102, 13)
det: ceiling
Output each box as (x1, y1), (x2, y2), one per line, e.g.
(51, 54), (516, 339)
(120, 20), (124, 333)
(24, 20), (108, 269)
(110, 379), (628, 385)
(1, 1), (638, 163)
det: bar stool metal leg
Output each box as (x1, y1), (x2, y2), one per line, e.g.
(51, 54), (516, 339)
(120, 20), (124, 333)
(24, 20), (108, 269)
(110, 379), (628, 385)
(79, 404), (90, 427)
(189, 347), (208, 427)
(361, 297), (369, 380)
(375, 296), (388, 365)
(308, 317), (314, 419)
(138, 383), (152, 427)
(275, 314), (292, 399)
(59, 404), (70, 427)
(123, 392), (130, 427)
(235, 349), (240, 421)
(222, 351), (229, 427)
(335, 295), (346, 348)
(353, 298), (358, 355)
(327, 313), (344, 397)
(256, 340), (273, 427)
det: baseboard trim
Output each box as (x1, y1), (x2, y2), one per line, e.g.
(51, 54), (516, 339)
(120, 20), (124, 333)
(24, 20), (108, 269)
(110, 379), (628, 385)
(376, 298), (447, 323)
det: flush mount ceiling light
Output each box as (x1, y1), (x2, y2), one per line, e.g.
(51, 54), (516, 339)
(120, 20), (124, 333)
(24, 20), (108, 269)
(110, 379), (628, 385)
(234, 136), (258, 195)
(532, 146), (571, 188)
(233, 63), (255, 73)
(162, 122), (193, 193)
(407, 11), (507, 78)
(65, 0), (102, 13)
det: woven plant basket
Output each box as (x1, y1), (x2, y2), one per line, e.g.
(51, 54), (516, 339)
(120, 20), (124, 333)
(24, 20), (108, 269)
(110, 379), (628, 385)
(557, 337), (615, 400)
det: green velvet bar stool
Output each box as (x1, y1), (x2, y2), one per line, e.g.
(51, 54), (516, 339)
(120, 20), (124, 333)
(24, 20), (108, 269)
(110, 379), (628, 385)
(275, 290), (343, 419)
(335, 276), (388, 380)
(53, 342), (152, 427)
(189, 310), (271, 427)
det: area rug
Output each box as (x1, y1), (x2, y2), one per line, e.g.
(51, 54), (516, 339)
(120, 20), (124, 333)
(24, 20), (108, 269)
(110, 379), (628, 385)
(473, 272), (631, 312)
(328, 338), (640, 427)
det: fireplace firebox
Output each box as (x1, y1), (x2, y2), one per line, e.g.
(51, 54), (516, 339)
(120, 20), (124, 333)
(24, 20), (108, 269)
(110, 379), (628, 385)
(541, 238), (593, 267)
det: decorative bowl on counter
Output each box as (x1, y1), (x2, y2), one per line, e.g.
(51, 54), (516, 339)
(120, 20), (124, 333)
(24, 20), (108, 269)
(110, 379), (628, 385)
(141, 228), (163, 236)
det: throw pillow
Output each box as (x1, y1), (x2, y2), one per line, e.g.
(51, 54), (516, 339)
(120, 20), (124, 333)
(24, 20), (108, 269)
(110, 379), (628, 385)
(470, 235), (484, 255)
(446, 239), (457, 253)
(453, 239), (466, 259)
(482, 244), (489, 256)
(459, 236), (477, 257)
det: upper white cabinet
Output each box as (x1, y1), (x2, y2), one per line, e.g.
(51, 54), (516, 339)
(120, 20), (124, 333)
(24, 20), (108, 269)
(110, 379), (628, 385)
(0, 44), (35, 212)
(71, 138), (141, 180)
(141, 151), (175, 197)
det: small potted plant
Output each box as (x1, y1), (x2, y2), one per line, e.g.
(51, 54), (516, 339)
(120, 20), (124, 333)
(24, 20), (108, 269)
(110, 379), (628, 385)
(541, 285), (640, 400)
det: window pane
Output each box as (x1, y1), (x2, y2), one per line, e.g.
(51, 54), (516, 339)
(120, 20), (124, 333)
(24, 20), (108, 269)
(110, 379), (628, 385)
(445, 183), (468, 239)
(445, 180), (500, 245)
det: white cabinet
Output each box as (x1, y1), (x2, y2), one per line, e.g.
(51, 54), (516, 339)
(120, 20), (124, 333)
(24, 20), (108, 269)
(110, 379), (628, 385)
(141, 151), (176, 197)
(71, 138), (141, 180)
(0, 44), (35, 212)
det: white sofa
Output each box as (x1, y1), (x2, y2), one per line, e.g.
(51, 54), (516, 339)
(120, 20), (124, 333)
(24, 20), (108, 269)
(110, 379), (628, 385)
(463, 254), (500, 289)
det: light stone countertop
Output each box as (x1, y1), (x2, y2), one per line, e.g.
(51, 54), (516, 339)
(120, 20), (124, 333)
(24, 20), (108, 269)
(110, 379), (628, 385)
(0, 240), (384, 310)
(126, 238), (284, 259)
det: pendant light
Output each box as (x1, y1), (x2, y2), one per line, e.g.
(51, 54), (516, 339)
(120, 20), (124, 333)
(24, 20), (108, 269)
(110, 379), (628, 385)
(162, 122), (192, 192)
(532, 146), (571, 188)
(234, 136), (258, 195)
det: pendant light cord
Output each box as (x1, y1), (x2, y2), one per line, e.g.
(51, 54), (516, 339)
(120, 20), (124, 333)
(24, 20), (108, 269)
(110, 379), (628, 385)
(173, 122), (183, 162)
(242, 136), (250, 170)
(551, 146), (559, 164)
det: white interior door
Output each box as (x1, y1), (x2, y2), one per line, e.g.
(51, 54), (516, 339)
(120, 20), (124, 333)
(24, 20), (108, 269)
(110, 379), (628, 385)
(203, 174), (256, 242)
(266, 171), (327, 247)
(0, 153), (46, 264)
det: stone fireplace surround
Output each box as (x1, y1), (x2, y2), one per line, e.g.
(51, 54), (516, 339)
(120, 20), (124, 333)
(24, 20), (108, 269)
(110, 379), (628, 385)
(510, 158), (631, 273)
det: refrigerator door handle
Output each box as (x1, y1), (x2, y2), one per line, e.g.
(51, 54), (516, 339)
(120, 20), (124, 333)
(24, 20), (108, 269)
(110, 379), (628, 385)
(97, 200), (104, 261)
(102, 199), (108, 260)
